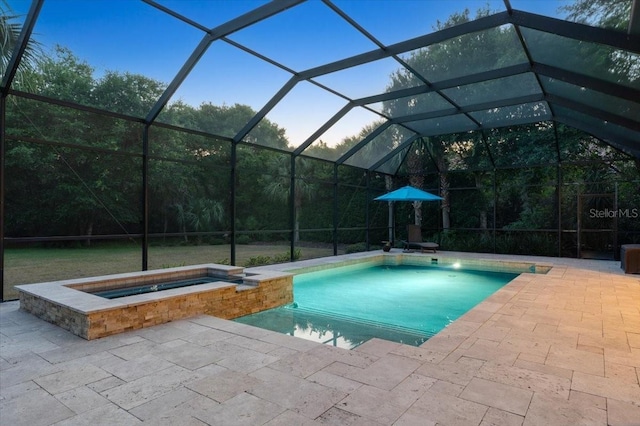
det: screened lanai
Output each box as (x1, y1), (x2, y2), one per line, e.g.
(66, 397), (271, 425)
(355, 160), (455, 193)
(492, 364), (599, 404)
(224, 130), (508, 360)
(1, 0), (639, 300)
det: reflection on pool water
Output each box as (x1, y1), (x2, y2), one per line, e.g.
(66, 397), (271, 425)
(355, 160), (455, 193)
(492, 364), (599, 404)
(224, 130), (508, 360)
(234, 263), (518, 349)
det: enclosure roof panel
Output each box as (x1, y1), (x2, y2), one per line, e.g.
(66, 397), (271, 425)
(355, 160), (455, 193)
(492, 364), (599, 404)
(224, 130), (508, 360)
(3, 0), (639, 171)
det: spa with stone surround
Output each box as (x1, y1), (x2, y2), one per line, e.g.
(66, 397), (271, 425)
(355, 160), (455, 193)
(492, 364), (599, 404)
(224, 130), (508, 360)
(16, 264), (293, 340)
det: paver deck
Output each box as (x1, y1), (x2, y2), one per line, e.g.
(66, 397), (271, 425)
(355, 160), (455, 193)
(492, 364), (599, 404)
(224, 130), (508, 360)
(1, 252), (639, 425)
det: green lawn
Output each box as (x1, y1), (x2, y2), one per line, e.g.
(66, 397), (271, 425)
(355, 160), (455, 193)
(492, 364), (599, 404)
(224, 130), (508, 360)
(3, 243), (340, 300)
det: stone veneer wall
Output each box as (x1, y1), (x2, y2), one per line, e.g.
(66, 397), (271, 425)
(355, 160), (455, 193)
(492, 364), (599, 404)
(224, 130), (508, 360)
(19, 292), (89, 338)
(19, 275), (292, 340)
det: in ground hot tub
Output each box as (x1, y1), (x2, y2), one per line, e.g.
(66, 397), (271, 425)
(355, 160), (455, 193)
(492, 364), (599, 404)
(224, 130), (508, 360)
(16, 264), (293, 340)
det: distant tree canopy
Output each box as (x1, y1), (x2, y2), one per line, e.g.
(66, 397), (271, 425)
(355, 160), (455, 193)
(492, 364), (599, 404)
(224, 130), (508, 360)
(561, 0), (631, 30)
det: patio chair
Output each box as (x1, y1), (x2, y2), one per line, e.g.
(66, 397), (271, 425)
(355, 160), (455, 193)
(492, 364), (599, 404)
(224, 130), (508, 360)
(402, 224), (439, 253)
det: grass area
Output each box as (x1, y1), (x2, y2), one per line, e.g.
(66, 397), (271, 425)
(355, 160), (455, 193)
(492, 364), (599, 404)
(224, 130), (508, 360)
(3, 243), (341, 301)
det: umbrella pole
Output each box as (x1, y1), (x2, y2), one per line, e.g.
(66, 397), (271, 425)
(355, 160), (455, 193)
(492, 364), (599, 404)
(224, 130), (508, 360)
(388, 201), (394, 243)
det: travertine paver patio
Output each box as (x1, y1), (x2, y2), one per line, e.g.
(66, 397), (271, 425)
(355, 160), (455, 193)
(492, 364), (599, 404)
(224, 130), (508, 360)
(1, 252), (639, 425)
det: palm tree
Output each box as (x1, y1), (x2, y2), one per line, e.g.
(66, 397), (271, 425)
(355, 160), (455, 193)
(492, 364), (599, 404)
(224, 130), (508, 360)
(1, 1), (42, 89)
(423, 137), (451, 230)
(263, 155), (316, 243)
(405, 140), (426, 226)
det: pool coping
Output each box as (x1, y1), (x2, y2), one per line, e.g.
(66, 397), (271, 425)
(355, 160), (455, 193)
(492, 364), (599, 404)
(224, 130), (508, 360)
(249, 250), (555, 276)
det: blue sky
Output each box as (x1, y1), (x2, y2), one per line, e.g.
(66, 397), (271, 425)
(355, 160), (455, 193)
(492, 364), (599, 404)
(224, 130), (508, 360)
(8, 0), (568, 146)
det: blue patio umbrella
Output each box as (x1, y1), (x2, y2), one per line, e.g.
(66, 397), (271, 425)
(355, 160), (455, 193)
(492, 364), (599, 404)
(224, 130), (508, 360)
(375, 186), (442, 242)
(374, 185), (443, 202)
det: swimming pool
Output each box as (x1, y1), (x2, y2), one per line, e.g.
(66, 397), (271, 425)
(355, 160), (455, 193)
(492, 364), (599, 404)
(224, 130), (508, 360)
(234, 262), (518, 348)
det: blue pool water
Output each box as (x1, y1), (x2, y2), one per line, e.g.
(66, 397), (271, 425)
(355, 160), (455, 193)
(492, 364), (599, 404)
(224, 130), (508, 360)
(234, 263), (517, 348)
